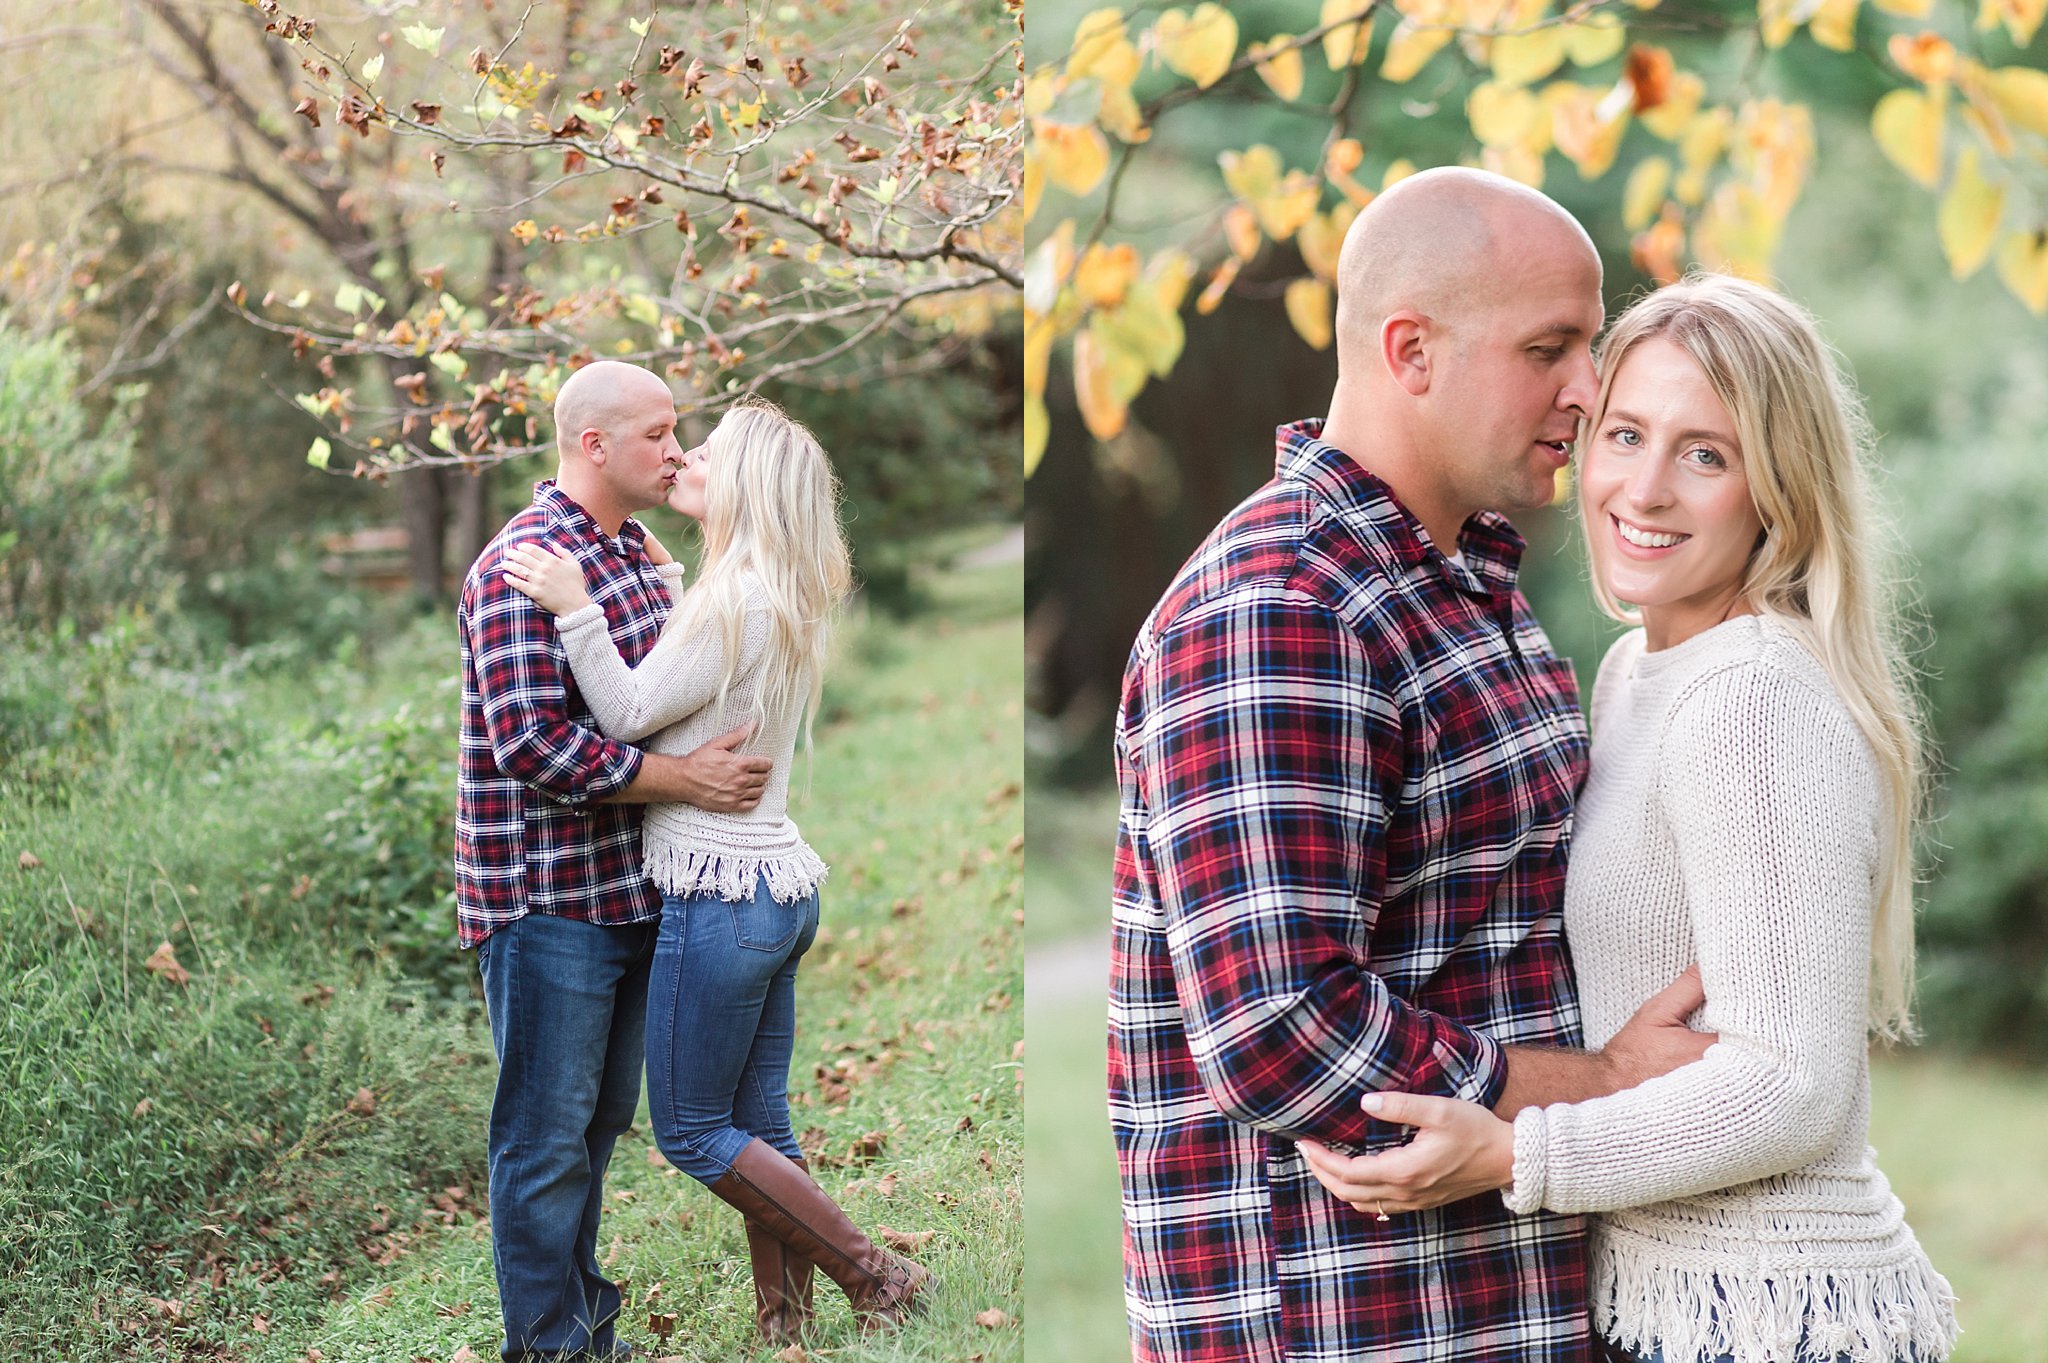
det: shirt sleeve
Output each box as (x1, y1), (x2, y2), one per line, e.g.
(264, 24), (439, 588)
(463, 546), (646, 808)
(1505, 663), (1878, 1214)
(1132, 583), (1506, 1147)
(553, 586), (771, 743)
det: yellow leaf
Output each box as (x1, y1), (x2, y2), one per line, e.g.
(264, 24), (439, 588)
(1099, 279), (1186, 376)
(1693, 183), (1782, 281)
(1099, 82), (1151, 143)
(1320, 0), (1374, 69)
(1468, 81), (1546, 148)
(1873, 0), (1934, 13)
(1623, 155), (1671, 230)
(1994, 229), (2048, 314)
(1284, 278), (1333, 350)
(1641, 70), (1705, 140)
(1075, 242), (1141, 308)
(1023, 309), (1055, 399)
(1251, 37), (1306, 101)
(1937, 147), (2006, 279)
(1870, 86), (1945, 189)
(1480, 144), (1546, 188)
(1148, 249), (1199, 313)
(1024, 395), (1049, 476)
(1492, 27), (1568, 88)
(1325, 138), (1365, 176)
(1023, 219), (1077, 315)
(1733, 98), (1814, 219)
(1548, 83), (1629, 179)
(1225, 204), (1262, 261)
(1035, 120), (1112, 196)
(1980, 0), (2048, 46)
(1255, 172), (1321, 241)
(1219, 144), (1282, 203)
(1631, 205), (1686, 285)
(1076, 319), (1150, 439)
(1298, 210), (1346, 281)
(1383, 159), (1417, 189)
(1023, 149), (1044, 221)
(1196, 257), (1242, 314)
(1758, 0), (1799, 47)
(1888, 32), (1956, 85)
(1810, 0), (1859, 51)
(1155, 5), (1239, 89)
(1564, 16), (1628, 67)
(1023, 69), (1062, 118)
(1070, 10), (1141, 87)
(1990, 65), (2048, 137)
(1382, 21), (1453, 84)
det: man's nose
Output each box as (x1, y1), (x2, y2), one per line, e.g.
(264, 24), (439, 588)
(1557, 352), (1598, 417)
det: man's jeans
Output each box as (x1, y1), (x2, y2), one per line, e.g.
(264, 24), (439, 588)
(645, 880), (820, 1183)
(478, 912), (656, 1362)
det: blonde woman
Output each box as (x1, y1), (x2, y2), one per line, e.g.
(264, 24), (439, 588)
(503, 399), (929, 1343)
(1298, 275), (1958, 1363)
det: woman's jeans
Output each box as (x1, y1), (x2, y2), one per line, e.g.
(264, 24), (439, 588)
(476, 911), (656, 1363)
(646, 877), (821, 1183)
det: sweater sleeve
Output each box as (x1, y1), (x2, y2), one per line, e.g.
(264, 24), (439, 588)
(1505, 660), (1879, 1215)
(553, 584), (772, 743)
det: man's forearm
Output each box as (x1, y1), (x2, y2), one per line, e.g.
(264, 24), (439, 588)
(1492, 1046), (1624, 1119)
(605, 751), (707, 805)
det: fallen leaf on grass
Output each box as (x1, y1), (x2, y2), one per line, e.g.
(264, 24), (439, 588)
(450, 1348), (479, 1363)
(144, 942), (190, 987)
(143, 1297), (185, 1320)
(879, 1227), (935, 1253)
(434, 1300), (471, 1318)
(849, 1130), (888, 1163)
(347, 1087), (378, 1117)
(250, 1313), (270, 1334)
(876, 1171), (899, 1196)
(647, 1310), (678, 1338)
(133, 1098), (153, 1118)
(775, 1346), (808, 1362)
(976, 1308), (1012, 1328)
(18, 851), (41, 870)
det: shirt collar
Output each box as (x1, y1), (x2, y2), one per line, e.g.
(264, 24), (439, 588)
(1274, 419), (1527, 592)
(534, 479), (648, 556)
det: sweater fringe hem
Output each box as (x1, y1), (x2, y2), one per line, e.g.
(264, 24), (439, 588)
(1594, 1246), (1959, 1363)
(643, 842), (829, 904)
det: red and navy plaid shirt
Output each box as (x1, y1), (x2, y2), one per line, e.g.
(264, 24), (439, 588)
(454, 481), (672, 949)
(1109, 421), (1593, 1363)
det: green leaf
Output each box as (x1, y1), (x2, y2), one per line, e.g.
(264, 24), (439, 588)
(335, 282), (364, 313)
(400, 24), (444, 54)
(362, 54), (385, 83)
(306, 437), (332, 469)
(628, 16), (651, 36)
(429, 424), (457, 453)
(430, 351), (469, 380)
(623, 294), (663, 327)
(294, 393), (328, 417)
(286, 290), (311, 309)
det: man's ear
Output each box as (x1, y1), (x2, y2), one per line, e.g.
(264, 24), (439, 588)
(579, 427), (608, 466)
(1381, 312), (1433, 396)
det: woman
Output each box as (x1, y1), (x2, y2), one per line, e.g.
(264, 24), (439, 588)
(501, 399), (929, 1343)
(1299, 275), (1958, 1363)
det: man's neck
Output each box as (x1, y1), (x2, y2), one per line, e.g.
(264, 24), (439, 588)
(552, 467), (629, 537)
(1320, 405), (1470, 557)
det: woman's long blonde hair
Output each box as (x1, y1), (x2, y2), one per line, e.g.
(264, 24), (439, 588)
(662, 399), (853, 752)
(1583, 273), (1927, 1040)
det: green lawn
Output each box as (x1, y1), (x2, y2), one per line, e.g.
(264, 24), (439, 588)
(0, 530), (1022, 1362)
(1025, 791), (2048, 1363)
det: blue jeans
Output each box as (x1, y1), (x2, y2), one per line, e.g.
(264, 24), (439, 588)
(477, 912), (656, 1362)
(645, 879), (821, 1183)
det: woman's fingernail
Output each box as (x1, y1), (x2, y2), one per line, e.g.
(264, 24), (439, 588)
(1360, 1094), (1385, 1114)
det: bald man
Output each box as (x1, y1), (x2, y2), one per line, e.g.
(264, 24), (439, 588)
(1109, 170), (1711, 1363)
(456, 361), (771, 1362)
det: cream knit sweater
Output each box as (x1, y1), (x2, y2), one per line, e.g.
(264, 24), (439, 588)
(554, 568), (826, 904)
(1505, 615), (1956, 1363)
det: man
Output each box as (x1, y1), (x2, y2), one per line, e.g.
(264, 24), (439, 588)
(1108, 169), (1713, 1363)
(456, 360), (772, 1362)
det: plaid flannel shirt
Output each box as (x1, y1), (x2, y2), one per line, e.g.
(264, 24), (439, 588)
(454, 481), (672, 949)
(1109, 422), (1593, 1363)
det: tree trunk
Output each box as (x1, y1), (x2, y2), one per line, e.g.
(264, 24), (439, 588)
(399, 464), (448, 607)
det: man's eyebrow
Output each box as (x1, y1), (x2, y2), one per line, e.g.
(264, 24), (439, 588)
(1526, 322), (1591, 340)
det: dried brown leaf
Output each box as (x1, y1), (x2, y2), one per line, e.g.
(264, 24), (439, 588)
(144, 941), (190, 987)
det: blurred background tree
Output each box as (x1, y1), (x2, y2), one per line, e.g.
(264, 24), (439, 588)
(1023, 4), (2048, 1359)
(4, 0), (1021, 609)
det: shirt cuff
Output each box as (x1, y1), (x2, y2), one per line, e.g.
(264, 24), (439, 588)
(1501, 1105), (1549, 1215)
(570, 738), (644, 808)
(655, 562), (686, 583)
(1440, 1025), (1508, 1110)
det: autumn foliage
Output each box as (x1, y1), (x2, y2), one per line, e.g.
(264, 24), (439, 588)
(1024, 0), (2048, 472)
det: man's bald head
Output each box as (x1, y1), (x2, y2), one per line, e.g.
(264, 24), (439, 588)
(1333, 167), (1599, 366)
(554, 360), (675, 463)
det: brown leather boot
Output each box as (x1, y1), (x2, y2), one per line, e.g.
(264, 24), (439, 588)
(744, 1158), (815, 1343)
(709, 1138), (930, 1331)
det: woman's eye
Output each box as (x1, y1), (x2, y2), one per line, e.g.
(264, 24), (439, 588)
(1686, 446), (1726, 468)
(1607, 427), (1640, 447)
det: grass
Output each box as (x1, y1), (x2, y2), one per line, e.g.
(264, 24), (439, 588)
(1024, 790), (2048, 1363)
(0, 528), (1022, 1363)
